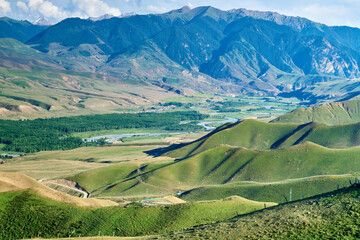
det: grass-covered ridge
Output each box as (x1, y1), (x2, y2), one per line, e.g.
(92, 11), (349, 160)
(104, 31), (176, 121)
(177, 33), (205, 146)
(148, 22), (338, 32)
(161, 185), (360, 239)
(0, 190), (274, 239)
(69, 142), (360, 202)
(163, 119), (360, 159)
(271, 99), (360, 125)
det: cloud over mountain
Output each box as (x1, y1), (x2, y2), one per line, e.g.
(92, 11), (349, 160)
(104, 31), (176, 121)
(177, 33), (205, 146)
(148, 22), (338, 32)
(72, 0), (121, 17)
(0, 0), (10, 14)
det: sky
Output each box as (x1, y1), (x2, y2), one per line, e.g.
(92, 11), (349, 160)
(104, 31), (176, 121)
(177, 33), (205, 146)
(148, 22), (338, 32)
(1, 0), (360, 28)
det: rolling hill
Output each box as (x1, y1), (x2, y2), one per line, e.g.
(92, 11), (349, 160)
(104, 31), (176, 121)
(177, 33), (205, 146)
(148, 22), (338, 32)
(272, 99), (360, 125)
(68, 142), (360, 203)
(162, 119), (360, 159)
(161, 185), (360, 239)
(0, 189), (275, 239)
(0, 171), (117, 207)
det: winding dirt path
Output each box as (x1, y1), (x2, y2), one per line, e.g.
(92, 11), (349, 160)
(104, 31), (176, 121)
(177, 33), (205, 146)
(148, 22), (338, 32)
(39, 179), (89, 198)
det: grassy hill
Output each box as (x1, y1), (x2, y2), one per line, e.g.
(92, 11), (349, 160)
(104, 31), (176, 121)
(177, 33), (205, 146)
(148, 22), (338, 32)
(68, 142), (360, 203)
(0, 171), (116, 207)
(161, 185), (360, 239)
(272, 99), (360, 125)
(0, 190), (274, 239)
(180, 174), (352, 203)
(163, 119), (360, 159)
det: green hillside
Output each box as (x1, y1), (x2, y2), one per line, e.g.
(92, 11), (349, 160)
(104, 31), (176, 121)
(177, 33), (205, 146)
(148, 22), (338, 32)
(164, 120), (299, 158)
(70, 142), (360, 203)
(0, 190), (274, 239)
(164, 119), (360, 159)
(181, 174), (352, 203)
(272, 99), (360, 125)
(161, 185), (360, 239)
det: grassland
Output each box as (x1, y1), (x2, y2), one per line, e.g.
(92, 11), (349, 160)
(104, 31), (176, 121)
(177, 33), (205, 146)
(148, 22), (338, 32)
(3, 118), (360, 204)
(59, 142), (360, 203)
(1, 95), (360, 239)
(0, 145), (169, 180)
(0, 190), (274, 239)
(272, 99), (360, 125)
(164, 119), (360, 159)
(0, 172), (117, 207)
(161, 95), (302, 123)
(72, 128), (176, 139)
(181, 174), (353, 203)
(161, 185), (360, 239)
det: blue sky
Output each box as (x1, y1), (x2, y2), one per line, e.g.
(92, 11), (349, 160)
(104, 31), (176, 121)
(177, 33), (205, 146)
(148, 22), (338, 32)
(1, 0), (360, 27)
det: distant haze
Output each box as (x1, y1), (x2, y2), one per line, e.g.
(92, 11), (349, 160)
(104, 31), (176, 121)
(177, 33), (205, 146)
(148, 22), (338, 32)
(1, 0), (360, 27)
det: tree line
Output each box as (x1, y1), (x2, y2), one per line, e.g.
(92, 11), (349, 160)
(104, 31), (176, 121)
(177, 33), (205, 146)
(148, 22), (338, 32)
(0, 111), (207, 153)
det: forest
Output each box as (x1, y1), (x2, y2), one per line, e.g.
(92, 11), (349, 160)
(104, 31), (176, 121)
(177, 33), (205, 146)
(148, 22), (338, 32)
(0, 111), (207, 153)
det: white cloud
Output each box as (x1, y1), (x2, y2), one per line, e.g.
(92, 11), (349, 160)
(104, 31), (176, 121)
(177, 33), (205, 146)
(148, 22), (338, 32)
(72, 0), (121, 17)
(37, 0), (68, 19)
(28, 0), (42, 10)
(16, 0), (69, 20)
(0, 0), (11, 14)
(146, 5), (167, 13)
(16, 1), (29, 12)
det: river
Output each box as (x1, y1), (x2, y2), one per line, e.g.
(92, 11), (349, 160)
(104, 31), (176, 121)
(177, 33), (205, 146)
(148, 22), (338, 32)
(83, 117), (239, 143)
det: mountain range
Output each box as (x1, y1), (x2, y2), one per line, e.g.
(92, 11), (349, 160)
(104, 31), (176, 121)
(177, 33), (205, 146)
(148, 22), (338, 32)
(3, 6), (360, 102)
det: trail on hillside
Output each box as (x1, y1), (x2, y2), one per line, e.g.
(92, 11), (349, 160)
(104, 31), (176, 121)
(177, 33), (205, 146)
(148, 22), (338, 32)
(40, 179), (89, 198)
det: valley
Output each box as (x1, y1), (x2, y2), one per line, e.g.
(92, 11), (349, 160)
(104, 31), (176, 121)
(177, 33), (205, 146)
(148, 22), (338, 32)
(1, 3), (360, 239)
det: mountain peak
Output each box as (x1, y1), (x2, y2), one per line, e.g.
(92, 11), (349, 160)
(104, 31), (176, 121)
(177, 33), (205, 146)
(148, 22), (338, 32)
(168, 6), (193, 15)
(32, 17), (53, 26)
(89, 12), (136, 21)
(179, 6), (192, 12)
(228, 8), (312, 31)
(89, 14), (115, 21)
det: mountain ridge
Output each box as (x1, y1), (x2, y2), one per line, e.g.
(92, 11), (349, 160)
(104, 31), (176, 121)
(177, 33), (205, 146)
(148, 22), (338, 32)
(2, 7), (360, 100)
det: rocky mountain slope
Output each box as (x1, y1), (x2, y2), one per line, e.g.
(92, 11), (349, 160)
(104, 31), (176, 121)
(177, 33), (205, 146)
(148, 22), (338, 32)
(2, 7), (360, 101)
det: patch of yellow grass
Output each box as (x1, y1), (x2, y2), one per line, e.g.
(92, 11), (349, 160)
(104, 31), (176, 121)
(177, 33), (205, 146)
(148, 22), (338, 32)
(0, 172), (117, 208)
(0, 159), (105, 180)
(163, 196), (186, 204)
(223, 195), (277, 207)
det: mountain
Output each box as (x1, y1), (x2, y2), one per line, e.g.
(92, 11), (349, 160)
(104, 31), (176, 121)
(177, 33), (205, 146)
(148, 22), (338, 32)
(0, 17), (48, 42)
(2, 7), (360, 101)
(88, 14), (116, 21)
(88, 13), (136, 21)
(272, 99), (360, 125)
(0, 38), (179, 119)
(21, 6), (360, 100)
(32, 17), (53, 26)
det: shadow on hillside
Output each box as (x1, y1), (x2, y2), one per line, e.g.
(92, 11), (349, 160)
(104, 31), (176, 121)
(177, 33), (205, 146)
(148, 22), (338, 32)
(145, 121), (240, 157)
